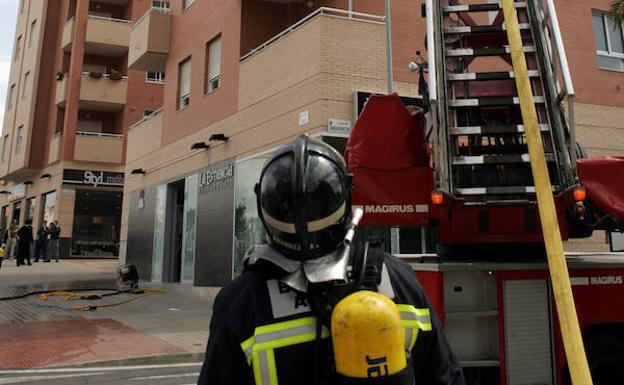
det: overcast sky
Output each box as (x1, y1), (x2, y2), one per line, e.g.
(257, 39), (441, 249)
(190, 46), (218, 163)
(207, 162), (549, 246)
(0, 0), (18, 128)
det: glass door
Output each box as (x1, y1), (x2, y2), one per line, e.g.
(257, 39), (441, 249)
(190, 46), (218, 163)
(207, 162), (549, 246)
(151, 185), (167, 282)
(181, 174), (198, 283)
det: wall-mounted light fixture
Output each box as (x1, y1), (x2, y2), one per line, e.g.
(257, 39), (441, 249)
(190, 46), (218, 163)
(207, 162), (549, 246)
(0, 191), (8, 195)
(131, 168), (146, 175)
(41, 174), (51, 179)
(23, 181), (33, 185)
(191, 142), (210, 150)
(209, 133), (229, 142)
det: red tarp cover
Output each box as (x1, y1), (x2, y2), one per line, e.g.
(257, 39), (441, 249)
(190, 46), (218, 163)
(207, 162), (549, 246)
(577, 156), (624, 220)
(345, 94), (431, 226)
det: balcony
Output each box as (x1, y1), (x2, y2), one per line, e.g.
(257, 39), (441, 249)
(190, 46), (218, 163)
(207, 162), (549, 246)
(128, 8), (171, 72)
(55, 76), (69, 107)
(48, 134), (62, 164)
(79, 73), (128, 111)
(127, 108), (163, 163)
(62, 18), (74, 51)
(238, 7), (386, 108)
(63, 16), (132, 56)
(74, 132), (124, 164)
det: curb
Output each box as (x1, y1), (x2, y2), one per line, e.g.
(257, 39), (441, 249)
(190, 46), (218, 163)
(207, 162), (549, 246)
(51, 352), (206, 368)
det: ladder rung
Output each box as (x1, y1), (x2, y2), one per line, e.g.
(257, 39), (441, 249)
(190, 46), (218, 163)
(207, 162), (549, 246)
(448, 96), (545, 107)
(450, 124), (550, 135)
(444, 24), (530, 34)
(446, 46), (536, 57)
(455, 185), (559, 195)
(452, 153), (556, 165)
(443, 2), (527, 13)
(447, 70), (540, 81)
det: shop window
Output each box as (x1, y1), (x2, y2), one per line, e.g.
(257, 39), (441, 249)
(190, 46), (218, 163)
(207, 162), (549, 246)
(29, 20), (37, 48)
(178, 57), (191, 109)
(15, 126), (23, 154)
(1, 136), (8, 161)
(42, 191), (56, 224)
(593, 11), (624, 71)
(205, 35), (221, 94)
(146, 71), (165, 84)
(14, 36), (21, 61)
(233, 153), (272, 277)
(71, 190), (122, 257)
(25, 197), (36, 222)
(22, 71), (30, 99)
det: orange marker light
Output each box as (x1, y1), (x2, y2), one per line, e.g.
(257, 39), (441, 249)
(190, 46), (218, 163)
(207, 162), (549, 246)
(431, 192), (444, 205)
(573, 187), (586, 202)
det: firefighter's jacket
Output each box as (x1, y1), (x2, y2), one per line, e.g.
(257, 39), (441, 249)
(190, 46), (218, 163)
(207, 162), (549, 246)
(198, 250), (465, 385)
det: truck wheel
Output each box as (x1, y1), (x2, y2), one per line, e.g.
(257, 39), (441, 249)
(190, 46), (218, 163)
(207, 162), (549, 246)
(586, 334), (624, 385)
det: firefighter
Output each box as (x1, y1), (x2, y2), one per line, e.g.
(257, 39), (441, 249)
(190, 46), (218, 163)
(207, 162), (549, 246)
(198, 135), (465, 385)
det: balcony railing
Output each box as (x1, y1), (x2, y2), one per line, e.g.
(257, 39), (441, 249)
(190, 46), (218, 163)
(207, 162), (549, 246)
(240, 7), (385, 62)
(87, 14), (132, 24)
(74, 133), (124, 164)
(129, 107), (163, 130)
(76, 131), (124, 138)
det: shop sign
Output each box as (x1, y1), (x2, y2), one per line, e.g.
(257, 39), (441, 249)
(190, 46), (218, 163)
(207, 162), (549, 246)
(62, 169), (125, 188)
(8, 184), (25, 201)
(199, 162), (234, 194)
(328, 119), (352, 135)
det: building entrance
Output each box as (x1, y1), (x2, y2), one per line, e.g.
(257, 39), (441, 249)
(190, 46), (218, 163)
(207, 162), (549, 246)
(163, 180), (185, 282)
(71, 190), (122, 257)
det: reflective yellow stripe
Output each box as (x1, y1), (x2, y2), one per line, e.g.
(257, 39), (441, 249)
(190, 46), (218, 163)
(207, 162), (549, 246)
(267, 349), (278, 385)
(242, 305), (433, 384)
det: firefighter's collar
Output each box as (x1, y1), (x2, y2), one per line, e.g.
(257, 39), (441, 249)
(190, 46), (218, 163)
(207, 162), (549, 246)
(246, 244), (350, 292)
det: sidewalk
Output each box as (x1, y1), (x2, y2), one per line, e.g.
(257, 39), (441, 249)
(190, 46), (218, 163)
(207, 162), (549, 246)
(0, 259), (218, 369)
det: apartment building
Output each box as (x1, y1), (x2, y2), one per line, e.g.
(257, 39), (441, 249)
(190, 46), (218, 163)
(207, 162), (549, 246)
(121, 0), (624, 287)
(0, 0), (164, 258)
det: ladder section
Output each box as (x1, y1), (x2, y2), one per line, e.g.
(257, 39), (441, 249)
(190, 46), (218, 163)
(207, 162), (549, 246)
(431, 0), (575, 202)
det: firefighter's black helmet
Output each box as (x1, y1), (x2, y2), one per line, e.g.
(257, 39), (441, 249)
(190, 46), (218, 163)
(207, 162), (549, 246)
(255, 135), (351, 261)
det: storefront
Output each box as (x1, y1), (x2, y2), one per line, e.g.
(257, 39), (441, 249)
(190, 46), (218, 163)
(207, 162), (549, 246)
(62, 169), (124, 258)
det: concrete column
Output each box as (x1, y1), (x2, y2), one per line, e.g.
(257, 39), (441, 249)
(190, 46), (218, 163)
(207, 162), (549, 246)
(61, 0), (89, 160)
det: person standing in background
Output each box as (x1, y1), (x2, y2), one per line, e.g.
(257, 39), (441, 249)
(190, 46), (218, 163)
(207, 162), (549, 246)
(34, 221), (48, 263)
(5, 220), (19, 261)
(47, 221), (61, 262)
(16, 219), (34, 266)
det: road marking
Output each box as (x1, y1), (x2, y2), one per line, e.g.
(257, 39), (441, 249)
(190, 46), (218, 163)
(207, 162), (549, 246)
(130, 372), (198, 381)
(0, 362), (203, 375)
(0, 372), (106, 384)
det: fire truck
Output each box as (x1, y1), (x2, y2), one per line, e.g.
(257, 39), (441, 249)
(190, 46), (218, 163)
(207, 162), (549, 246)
(344, 0), (624, 384)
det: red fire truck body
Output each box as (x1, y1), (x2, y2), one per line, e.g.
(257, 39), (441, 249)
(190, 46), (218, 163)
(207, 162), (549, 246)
(408, 255), (624, 385)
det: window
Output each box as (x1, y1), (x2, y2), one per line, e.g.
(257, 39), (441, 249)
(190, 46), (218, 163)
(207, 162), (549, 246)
(146, 71), (165, 84)
(14, 36), (22, 61)
(593, 11), (624, 71)
(152, 1), (170, 12)
(178, 57), (191, 109)
(28, 20), (37, 48)
(8, 84), (15, 109)
(144, 109), (155, 118)
(22, 72), (30, 100)
(22, 72), (30, 99)
(183, 0), (195, 9)
(2, 136), (9, 161)
(15, 126), (24, 154)
(205, 36), (221, 94)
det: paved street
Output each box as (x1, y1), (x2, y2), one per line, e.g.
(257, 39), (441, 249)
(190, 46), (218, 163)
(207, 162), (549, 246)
(0, 259), (217, 373)
(0, 362), (203, 384)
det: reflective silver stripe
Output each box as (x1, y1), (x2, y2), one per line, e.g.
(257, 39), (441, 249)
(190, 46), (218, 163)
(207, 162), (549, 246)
(257, 350), (271, 385)
(403, 327), (414, 350)
(262, 209), (296, 234)
(400, 311), (431, 325)
(253, 323), (317, 345)
(307, 202), (346, 232)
